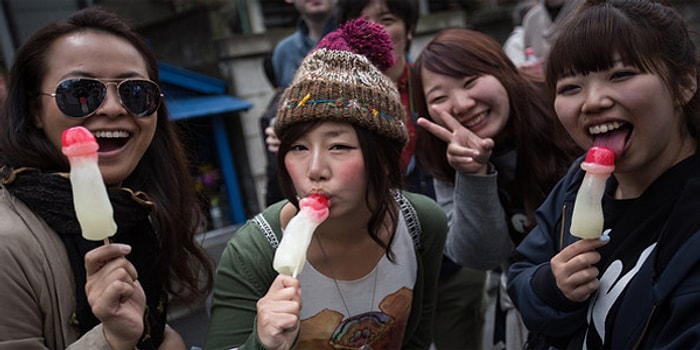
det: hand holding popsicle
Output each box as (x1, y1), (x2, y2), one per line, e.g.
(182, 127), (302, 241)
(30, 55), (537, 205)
(273, 194), (330, 277)
(62, 126), (117, 244)
(570, 146), (615, 239)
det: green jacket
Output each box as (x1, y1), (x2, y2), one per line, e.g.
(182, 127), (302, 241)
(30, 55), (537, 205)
(204, 191), (447, 350)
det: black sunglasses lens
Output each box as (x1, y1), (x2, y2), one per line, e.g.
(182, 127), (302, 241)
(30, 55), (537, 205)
(55, 79), (105, 118)
(119, 80), (161, 117)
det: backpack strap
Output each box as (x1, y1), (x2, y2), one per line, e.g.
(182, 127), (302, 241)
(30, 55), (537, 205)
(256, 192), (422, 250)
(253, 213), (279, 248)
(393, 191), (422, 250)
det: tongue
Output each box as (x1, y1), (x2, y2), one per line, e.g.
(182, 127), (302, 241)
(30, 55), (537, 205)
(593, 128), (627, 158)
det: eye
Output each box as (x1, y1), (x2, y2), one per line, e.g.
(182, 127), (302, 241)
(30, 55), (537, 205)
(289, 144), (307, 152)
(464, 77), (478, 89)
(380, 15), (397, 27)
(329, 144), (355, 151)
(556, 84), (580, 95)
(610, 70), (636, 81)
(428, 95), (447, 105)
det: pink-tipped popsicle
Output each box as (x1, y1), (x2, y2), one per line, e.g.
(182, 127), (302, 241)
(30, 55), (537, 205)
(570, 146), (615, 239)
(273, 194), (330, 277)
(61, 126), (117, 244)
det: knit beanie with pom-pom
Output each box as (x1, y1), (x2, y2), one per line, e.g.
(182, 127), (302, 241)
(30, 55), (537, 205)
(273, 18), (408, 147)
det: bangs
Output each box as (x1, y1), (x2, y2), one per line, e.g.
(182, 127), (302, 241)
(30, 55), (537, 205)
(419, 30), (513, 79)
(547, 4), (661, 89)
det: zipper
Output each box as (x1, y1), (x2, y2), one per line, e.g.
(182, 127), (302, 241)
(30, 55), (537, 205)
(559, 203), (568, 251)
(632, 305), (656, 349)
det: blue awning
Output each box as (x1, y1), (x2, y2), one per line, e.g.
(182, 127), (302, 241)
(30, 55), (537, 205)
(166, 95), (253, 121)
(157, 61), (252, 121)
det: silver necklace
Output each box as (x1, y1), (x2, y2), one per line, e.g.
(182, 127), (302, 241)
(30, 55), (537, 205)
(316, 235), (378, 350)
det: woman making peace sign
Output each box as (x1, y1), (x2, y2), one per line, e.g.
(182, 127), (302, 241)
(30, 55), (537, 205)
(412, 28), (581, 349)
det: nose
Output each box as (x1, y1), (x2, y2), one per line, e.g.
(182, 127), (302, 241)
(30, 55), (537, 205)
(581, 83), (614, 114)
(307, 148), (330, 182)
(97, 82), (127, 116)
(451, 92), (475, 116)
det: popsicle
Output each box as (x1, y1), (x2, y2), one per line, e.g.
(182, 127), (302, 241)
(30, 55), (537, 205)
(273, 194), (330, 277)
(62, 126), (117, 244)
(570, 146), (615, 239)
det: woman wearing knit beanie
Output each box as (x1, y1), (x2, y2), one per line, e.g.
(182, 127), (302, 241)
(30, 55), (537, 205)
(204, 19), (447, 350)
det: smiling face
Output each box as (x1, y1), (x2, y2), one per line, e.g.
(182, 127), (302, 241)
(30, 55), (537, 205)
(35, 30), (157, 187)
(554, 59), (696, 180)
(284, 121), (369, 220)
(421, 68), (511, 139)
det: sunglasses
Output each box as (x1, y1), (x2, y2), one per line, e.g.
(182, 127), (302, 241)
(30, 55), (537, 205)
(41, 78), (163, 118)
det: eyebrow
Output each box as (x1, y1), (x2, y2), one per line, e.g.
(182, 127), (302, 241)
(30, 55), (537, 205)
(58, 70), (146, 81)
(424, 83), (442, 96)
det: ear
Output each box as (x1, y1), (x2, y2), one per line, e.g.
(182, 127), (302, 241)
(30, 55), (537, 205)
(680, 69), (697, 105)
(33, 114), (44, 129)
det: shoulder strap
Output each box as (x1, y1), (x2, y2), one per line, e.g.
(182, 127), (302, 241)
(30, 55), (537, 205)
(256, 192), (422, 250)
(254, 213), (280, 248)
(393, 191), (422, 250)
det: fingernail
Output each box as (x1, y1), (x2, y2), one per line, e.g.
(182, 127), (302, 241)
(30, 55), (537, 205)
(116, 244), (132, 253)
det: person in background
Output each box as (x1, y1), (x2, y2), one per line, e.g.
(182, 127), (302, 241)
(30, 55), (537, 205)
(204, 18), (446, 350)
(263, 0), (337, 205)
(508, 0), (700, 348)
(413, 28), (581, 350)
(0, 7), (213, 349)
(521, 0), (582, 70)
(260, 52), (286, 205)
(503, 0), (538, 69)
(336, 0), (434, 198)
(271, 0), (337, 90)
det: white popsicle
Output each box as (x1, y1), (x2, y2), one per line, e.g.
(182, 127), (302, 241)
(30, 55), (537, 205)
(570, 146), (615, 239)
(273, 194), (330, 277)
(62, 126), (117, 243)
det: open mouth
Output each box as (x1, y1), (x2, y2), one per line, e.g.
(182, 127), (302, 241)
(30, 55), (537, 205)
(465, 111), (488, 128)
(94, 130), (130, 153)
(590, 121), (632, 157)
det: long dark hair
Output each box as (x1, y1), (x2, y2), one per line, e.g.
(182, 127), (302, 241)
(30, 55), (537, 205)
(546, 0), (700, 137)
(413, 28), (582, 223)
(276, 120), (404, 261)
(0, 7), (213, 302)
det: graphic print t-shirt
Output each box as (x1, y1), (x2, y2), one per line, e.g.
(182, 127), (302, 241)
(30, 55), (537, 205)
(296, 217), (417, 349)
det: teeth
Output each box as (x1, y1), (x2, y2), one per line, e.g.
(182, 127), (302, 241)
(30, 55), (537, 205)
(589, 121), (623, 135)
(466, 111), (487, 128)
(93, 130), (130, 138)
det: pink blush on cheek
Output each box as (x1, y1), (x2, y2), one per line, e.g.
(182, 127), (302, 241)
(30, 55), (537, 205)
(285, 157), (304, 190)
(335, 157), (367, 195)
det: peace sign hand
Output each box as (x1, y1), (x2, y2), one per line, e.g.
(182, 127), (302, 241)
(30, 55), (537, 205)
(417, 110), (495, 175)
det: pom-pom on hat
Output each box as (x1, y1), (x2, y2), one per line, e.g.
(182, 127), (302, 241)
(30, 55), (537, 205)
(274, 18), (409, 146)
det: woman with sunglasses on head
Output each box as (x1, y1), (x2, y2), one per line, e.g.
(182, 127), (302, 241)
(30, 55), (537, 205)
(0, 7), (213, 349)
(507, 0), (700, 348)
